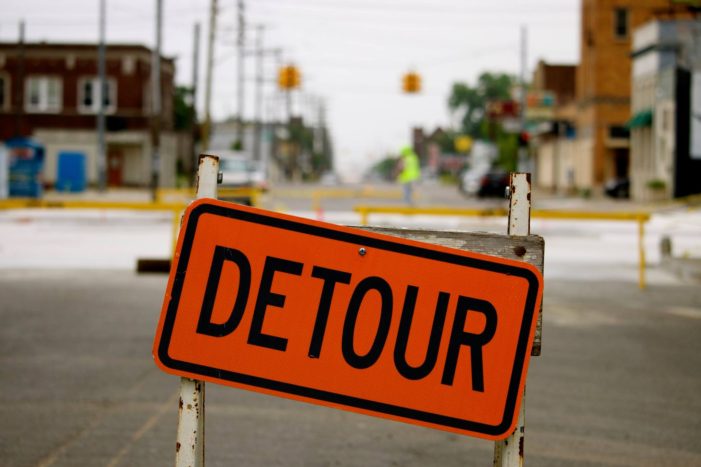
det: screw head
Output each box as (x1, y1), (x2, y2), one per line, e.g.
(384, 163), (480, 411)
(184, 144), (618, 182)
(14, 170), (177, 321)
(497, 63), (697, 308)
(358, 248), (366, 256)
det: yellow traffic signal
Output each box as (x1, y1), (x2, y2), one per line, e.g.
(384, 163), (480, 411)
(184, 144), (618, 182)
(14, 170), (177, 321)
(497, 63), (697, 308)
(402, 71), (421, 93)
(278, 65), (301, 90)
(454, 135), (473, 153)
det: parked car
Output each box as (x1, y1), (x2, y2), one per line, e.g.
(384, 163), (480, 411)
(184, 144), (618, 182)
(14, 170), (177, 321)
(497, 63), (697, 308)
(219, 154), (267, 191)
(604, 177), (630, 199)
(319, 171), (341, 186)
(459, 166), (489, 196)
(459, 167), (510, 198)
(476, 170), (510, 197)
(218, 153), (267, 205)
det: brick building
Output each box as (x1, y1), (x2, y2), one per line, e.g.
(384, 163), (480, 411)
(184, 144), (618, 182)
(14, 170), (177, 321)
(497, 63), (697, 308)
(0, 42), (185, 187)
(532, 61), (577, 105)
(530, 60), (579, 192)
(574, 0), (694, 192)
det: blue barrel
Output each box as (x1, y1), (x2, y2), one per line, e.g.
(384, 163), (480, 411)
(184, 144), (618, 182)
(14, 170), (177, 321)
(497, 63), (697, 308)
(56, 151), (87, 192)
(6, 137), (45, 198)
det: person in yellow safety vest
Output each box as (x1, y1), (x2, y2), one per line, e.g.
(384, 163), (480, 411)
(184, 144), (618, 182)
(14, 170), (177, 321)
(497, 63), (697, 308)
(396, 145), (421, 204)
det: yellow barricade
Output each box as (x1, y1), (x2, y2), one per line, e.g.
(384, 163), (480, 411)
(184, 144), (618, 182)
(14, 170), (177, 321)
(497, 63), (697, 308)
(309, 187), (406, 213)
(0, 198), (187, 256)
(156, 187), (262, 206)
(354, 204), (651, 290)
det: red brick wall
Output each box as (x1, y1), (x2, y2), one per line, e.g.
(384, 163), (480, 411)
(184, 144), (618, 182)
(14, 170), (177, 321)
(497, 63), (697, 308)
(0, 43), (175, 141)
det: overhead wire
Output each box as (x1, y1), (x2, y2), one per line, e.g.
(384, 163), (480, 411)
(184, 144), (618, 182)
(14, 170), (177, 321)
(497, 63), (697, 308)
(251, 0), (577, 17)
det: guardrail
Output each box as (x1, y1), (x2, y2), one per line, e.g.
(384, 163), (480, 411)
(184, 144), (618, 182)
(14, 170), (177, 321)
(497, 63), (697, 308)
(156, 187), (262, 206)
(354, 204), (651, 290)
(0, 197), (657, 289)
(311, 187), (405, 216)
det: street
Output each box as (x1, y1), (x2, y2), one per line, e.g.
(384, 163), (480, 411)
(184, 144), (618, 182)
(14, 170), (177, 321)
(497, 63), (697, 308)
(1, 271), (700, 466)
(4, 0), (701, 464)
(1, 185), (701, 466)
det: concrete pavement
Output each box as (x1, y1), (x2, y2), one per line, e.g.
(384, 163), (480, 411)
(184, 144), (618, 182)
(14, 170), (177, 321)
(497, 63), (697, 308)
(1, 270), (700, 466)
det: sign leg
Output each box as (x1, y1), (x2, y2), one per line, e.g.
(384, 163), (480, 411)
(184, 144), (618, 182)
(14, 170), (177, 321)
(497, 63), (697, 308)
(493, 390), (525, 466)
(174, 154), (220, 467)
(175, 378), (205, 467)
(494, 172), (531, 466)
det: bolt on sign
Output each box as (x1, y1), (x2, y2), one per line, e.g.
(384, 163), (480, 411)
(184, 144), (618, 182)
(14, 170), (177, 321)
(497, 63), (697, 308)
(153, 199), (543, 440)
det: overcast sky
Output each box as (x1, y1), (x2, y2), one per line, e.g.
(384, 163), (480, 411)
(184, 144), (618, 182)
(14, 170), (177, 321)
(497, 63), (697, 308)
(1, 0), (579, 178)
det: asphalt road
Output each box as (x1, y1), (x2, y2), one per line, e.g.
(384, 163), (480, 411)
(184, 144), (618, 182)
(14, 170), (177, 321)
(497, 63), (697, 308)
(1, 269), (700, 466)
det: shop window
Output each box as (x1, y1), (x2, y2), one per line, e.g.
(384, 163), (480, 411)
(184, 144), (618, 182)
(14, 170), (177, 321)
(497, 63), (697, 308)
(614, 8), (629, 39)
(25, 76), (62, 113)
(78, 77), (117, 114)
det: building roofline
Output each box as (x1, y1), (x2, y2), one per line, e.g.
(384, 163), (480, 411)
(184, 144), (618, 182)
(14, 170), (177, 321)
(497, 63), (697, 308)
(0, 41), (175, 61)
(536, 59), (578, 68)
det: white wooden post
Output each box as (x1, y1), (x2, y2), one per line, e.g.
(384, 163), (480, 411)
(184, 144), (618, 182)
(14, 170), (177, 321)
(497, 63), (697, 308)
(493, 172), (531, 466)
(175, 154), (219, 467)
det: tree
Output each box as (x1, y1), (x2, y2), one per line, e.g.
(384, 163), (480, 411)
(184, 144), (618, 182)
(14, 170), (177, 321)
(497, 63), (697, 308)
(368, 156), (400, 181)
(448, 72), (520, 171)
(287, 119), (333, 180)
(173, 86), (196, 131)
(448, 72), (514, 139)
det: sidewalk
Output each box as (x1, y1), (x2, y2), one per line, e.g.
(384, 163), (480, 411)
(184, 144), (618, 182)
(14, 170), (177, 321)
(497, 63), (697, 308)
(533, 189), (701, 282)
(19, 185), (701, 282)
(43, 187), (154, 203)
(660, 256), (701, 283)
(530, 186), (700, 212)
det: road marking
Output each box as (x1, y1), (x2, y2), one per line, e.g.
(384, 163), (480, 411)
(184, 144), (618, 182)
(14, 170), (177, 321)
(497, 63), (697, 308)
(35, 412), (107, 467)
(105, 389), (180, 467)
(662, 306), (701, 320)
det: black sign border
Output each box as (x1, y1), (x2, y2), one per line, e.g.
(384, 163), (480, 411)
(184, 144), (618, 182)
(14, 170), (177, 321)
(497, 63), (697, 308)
(157, 200), (540, 438)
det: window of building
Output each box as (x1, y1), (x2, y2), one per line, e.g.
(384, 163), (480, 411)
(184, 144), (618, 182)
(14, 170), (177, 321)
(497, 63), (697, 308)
(78, 77), (116, 114)
(25, 76), (62, 113)
(121, 55), (135, 75)
(609, 125), (630, 140)
(0, 74), (8, 110)
(614, 8), (629, 39)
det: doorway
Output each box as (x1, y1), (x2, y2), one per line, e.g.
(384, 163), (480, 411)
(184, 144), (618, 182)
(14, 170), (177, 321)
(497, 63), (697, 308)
(613, 148), (629, 178)
(107, 147), (123, 186)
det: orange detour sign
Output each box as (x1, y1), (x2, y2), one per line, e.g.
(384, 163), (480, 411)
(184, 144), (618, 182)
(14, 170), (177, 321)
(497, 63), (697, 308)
(153, 199), (543, 440)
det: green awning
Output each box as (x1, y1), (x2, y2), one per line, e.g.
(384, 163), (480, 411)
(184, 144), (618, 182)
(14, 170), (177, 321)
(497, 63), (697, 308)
(626, 109), (653, 129)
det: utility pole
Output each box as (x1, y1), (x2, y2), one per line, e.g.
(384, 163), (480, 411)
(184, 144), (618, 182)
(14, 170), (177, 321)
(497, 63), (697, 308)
(236, 0), (245, 150)
(150, 0), (163, 201)
(202, 0), (217, 152)
(315, 97), (326, 165)
(253, 25), (264, 163)
(191, 22), (200, 174)
(518, 24), (529, 172)
(14, 20), (25, 138)
(320, 99), (330, 170)
(554, 120), (564, 193)
(274, 49), (284, 123)
(97, 0), (107, 191)
(192, 23), (200, 107)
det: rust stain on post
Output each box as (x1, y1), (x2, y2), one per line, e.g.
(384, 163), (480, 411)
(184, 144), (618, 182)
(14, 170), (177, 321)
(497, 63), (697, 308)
(508, 173), (531, 237)
(519, 436), (524, 458)
(175, 157), (216, 467)
(195, 153), (220, 199)
(495, 173), (533, 467)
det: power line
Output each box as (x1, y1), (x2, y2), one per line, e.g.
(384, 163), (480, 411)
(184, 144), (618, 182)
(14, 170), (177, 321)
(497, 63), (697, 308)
(245, 13), (575, 34)
(251, 0), (577, 17)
